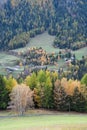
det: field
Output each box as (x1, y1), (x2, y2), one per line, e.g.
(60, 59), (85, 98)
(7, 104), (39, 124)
(0, 53), (20, 76)
(72, 47), (87, 60)
(15, 32), (56, 53)
(0, 53), (20, 65)
(0, 110), (87, 130)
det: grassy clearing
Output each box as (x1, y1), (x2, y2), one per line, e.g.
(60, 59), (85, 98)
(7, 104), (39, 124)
(72, 47), (87, 60)
(15, 32), (59, 53)
(0, 53), (20, 76)
(0, 53), (19, 66)
(15, 32), (87, 59)
(0, 113), (87, 130)
(0, 110), (87, 130)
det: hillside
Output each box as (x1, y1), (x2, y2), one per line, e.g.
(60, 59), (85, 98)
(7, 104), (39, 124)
(0, 0), (87, 50)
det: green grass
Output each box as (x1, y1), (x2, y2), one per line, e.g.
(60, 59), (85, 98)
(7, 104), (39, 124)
(72, 47), (87, 60)
(0, 53), (22, 76)
(15, 32), (87, 59)
(15, 32), (60, 53)
(0, 113), (87, 130)
(0, 53), (20, 66)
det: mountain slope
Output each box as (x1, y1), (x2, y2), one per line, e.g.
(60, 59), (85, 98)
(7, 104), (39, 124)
(52, 0), (87, 49)
(0, 0), (87, 50)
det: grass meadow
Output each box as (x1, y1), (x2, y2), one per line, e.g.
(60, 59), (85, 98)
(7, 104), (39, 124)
(0, 53), (20, 66)
(15, 32), (87, 59)
(0, 53), (20, 76)
(0, 112), (87, 130)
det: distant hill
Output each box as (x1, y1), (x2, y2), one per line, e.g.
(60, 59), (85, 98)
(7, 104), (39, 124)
(0, 0), (87, 50)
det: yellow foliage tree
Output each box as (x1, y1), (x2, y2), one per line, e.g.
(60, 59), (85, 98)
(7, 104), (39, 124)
(61, 78), (81, 96)
(5, 76), (17, 92)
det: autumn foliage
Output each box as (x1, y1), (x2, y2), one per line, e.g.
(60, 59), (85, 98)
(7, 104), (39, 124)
(0, 71), (87, 112)
(8, 84), (34, 115)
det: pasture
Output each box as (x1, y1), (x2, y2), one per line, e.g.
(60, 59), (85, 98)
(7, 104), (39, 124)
(0, 110), (87, 130)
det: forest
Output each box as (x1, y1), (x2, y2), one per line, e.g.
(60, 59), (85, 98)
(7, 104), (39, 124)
(0, 69), (87, 113)
(0, 0), (87, 50)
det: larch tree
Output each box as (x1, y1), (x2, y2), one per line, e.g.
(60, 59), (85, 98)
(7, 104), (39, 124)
(42, 77), (53, 108)
(54, 80), (67, 111)
(25, 72), (37, 90)
(5, 76), (17, 92)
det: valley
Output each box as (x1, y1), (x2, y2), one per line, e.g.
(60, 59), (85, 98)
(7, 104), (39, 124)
(0, 1), (87, 128)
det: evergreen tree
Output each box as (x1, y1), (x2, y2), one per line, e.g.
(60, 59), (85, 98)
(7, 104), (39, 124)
(0, 76), (9, 109)
(54, 80), (67, 111)
(72, 87), (86, 112)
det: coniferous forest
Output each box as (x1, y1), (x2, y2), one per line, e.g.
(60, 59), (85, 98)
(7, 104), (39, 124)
(0, 0), (87, 50)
